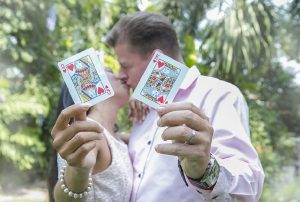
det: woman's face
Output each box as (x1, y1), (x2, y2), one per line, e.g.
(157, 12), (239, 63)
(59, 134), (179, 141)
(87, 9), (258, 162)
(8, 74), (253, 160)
(105, 68), (130, 106)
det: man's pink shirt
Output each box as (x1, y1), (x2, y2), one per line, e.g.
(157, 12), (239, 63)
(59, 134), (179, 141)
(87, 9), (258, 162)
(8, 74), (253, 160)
(128, 66), (264, 202)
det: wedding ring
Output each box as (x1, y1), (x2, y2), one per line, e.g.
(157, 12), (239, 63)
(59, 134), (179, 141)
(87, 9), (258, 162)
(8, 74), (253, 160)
(186, 129), (196, 144)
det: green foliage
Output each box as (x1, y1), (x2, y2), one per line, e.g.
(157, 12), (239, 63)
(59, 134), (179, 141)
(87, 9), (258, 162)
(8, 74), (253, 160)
(249, 102), (278, 178)
(117, 105), (132, 133)
(275, 2), (300, 62)
(182, 33), (198, 67)
(249, 101), (295, 180)
(0, 0), (138, 184)
(200, 1), (273, 82)
(261, 174), (300, 202)
(0, 76), (48, 171)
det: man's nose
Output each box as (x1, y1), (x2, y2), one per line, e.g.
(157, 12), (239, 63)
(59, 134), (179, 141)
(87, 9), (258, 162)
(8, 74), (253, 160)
(116, 71), (127, 80)
(116, 70), (129, 84)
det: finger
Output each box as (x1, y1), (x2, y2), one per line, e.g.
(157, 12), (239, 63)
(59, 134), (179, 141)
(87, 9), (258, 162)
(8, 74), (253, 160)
(142, 104), (149, 121)
(75, 104), (90, 121)
(66, 141), (97, 166)
(130, 100), (137, 122)
(156, 102), (209, 121)
(51, 104), (90, 137)
(161, 125), (201, 144)
(128, 102), (133, 118)
(52, 120), (103, 151)
(136, 101), (143, 122)
(155, 142), (204, 160)
(59, 132), (103, 158)
(157, 110), (212, 132)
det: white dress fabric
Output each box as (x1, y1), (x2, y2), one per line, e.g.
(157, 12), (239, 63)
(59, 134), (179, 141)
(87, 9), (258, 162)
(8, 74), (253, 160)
(57, 130), (133, 202)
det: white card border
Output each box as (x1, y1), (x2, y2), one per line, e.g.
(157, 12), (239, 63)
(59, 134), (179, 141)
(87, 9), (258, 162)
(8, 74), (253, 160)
(132, 50), (189, 109)
(57, 48), (114, 106)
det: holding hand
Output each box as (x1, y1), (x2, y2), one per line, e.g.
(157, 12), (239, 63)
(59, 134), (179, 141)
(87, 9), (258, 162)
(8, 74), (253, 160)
(155, 102), (213, 179)
(51, 104), (103, 170)
(128, 98), (150, 122)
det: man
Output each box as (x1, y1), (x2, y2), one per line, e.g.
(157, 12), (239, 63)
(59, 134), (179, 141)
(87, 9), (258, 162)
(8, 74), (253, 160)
(105, 11), (264, 201)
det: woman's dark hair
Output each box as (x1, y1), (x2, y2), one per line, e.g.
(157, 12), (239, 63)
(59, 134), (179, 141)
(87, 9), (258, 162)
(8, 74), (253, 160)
(47, 84), (74, 202)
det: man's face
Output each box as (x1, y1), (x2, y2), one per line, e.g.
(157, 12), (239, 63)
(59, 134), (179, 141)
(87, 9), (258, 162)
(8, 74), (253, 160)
(114, 43), (149, 89)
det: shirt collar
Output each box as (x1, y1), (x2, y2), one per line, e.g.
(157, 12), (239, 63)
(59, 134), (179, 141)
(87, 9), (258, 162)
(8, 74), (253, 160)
(180, 66), (201, 90)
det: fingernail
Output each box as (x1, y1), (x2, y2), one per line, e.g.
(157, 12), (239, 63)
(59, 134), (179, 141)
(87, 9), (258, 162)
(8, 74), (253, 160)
(156, 106), (164, 115)
(81, 103), (91, 108)
(155, 144), (159, 151)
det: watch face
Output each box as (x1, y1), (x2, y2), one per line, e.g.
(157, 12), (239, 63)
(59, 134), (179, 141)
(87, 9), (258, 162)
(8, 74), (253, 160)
(197, 155), (220, 188)
(186, 155), (220, 190)
(204, 159), (220, 187)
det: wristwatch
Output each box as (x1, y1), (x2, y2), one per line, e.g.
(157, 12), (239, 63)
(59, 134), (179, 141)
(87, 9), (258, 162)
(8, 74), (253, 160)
(178, 154), (220, 191)
(187, 154), (220, 190)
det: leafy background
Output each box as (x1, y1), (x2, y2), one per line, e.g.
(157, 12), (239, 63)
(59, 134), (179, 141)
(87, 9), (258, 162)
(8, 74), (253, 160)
(0, 0), (299, 201)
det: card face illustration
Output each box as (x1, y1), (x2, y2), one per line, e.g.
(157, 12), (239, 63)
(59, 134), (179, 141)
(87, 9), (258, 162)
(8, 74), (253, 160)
(132, 50), (188, 109)
(57, 48), (114, 106)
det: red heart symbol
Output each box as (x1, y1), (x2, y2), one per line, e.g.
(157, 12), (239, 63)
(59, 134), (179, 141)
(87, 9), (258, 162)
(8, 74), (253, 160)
(158, 61), (164, 68)
(98, 87), (104, 94)
(105, 85), (111, 94)
(157, 96), (164, 103)
(67, 64), (74, 71)
(63, 69), (66, 73)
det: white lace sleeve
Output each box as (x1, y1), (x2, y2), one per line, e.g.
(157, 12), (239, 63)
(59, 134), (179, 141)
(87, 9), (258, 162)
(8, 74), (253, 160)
(57, 153), (67, 179)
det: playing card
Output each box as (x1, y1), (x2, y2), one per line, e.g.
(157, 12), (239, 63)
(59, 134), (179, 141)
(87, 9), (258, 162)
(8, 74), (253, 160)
(57, 48), (114, 106)
(132, 50), (188, 109)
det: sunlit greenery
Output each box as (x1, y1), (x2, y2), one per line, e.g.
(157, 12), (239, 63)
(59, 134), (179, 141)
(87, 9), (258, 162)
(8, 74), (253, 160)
(0, 0), (299, 200)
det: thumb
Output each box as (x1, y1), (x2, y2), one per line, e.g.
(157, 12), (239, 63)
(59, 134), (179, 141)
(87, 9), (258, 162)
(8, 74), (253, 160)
(75, 103), (90, 121)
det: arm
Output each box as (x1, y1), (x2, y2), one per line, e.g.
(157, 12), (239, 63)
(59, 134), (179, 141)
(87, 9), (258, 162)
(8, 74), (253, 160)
(54, 166), (92, 201)
(51, 104), (103, 202)
(155, 91), (264, 201)
(203, 90), (264, 201)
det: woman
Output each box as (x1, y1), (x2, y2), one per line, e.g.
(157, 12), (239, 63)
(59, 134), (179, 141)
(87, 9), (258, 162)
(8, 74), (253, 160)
(50, 68), (137, 202)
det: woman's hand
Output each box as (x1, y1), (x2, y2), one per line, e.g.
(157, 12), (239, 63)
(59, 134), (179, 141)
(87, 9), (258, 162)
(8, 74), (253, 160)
(128, 98), (150, 122)
(51, 104), (103, 170)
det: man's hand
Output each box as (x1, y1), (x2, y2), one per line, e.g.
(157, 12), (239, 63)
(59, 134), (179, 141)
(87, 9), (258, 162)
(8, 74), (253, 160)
(154, 102), (213, 179)
(51, 104), (103, 170)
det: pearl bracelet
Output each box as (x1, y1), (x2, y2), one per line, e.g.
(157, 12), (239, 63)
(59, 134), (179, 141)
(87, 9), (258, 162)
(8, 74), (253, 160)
(59, 165), (93, 199)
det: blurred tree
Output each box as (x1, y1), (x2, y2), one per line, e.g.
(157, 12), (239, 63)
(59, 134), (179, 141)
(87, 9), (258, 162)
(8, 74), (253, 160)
(0, 0), (59, 190)
(147, 0), (300, 187)
(0, 0), (137, 190)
